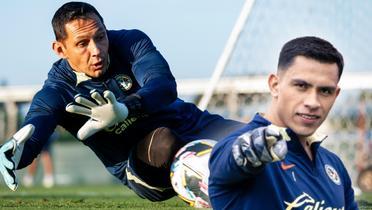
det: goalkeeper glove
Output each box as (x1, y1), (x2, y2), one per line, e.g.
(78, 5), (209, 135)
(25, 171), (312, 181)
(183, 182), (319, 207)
(0, 124), (35, 191)
(66, 89), (128, 140)
(232, 125), (289, 170)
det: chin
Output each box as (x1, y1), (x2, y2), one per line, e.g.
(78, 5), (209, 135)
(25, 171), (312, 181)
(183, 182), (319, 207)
(293, 127), (317, 137)
(91, 70), (104, 78)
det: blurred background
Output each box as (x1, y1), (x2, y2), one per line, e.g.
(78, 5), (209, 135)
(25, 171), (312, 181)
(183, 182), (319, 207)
(0, 0), (371, 194)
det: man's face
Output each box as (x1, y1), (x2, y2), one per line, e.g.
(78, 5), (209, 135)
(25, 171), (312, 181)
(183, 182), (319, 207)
(53, 14), (109, 78)
(268, 56), (340, 137)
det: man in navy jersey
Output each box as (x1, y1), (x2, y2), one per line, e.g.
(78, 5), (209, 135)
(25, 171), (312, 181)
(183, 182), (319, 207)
(209, 37), (359, 209)
(0, 2), (244, 201)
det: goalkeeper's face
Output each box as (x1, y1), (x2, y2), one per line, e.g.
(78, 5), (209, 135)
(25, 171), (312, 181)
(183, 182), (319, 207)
(52, 14), (109, 78)
(268, 56), (340, 137)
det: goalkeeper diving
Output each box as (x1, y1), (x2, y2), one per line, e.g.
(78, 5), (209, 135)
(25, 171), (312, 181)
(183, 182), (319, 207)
(0, 1), (244, 202)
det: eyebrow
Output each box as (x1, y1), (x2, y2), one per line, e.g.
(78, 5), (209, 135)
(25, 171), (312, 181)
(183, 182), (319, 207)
(291, 79), (337, 90)
(291, 79), (311, 86)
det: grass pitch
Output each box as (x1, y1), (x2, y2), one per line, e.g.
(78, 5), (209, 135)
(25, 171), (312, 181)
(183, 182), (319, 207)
(0, 185), (371, 210)
(0, 185), (198, 210)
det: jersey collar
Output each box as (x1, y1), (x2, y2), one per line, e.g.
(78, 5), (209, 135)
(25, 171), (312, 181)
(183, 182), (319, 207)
(68, 56), (111, 86)
(74, 71), (92, 85)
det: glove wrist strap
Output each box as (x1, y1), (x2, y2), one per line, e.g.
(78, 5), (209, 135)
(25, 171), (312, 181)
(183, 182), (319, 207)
(123, 94), (143, 117)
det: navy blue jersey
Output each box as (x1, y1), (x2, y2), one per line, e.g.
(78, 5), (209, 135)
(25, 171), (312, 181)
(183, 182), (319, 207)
(209, 113), (358, 210)
(19, 29), (235, 181)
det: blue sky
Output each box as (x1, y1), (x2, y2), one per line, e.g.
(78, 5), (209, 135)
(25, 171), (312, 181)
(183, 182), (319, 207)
(0, 0), (244, 85)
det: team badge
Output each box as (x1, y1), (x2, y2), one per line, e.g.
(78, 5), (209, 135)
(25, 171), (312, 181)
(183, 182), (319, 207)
(325, 164), (341, 185)
(115, 74), (133, 91)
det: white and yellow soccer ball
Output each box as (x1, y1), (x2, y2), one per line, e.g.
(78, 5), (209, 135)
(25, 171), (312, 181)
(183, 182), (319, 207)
(170, 139), (217, 208)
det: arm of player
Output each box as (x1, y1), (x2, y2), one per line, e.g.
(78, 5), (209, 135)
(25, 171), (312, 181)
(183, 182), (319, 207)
(209, 125), (289, 186)
(66, 89), (128, 140)
(119, 30), (177, 113)
(131, 49), (177, 113)
(339, 159), (359, 210)
(1, 87), (64, 188)
(0, 124), (35, 191)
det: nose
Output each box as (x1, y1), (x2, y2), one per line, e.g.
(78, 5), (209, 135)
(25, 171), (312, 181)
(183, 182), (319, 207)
(89, 41), (101, 57)
(303, 90), (320, 110)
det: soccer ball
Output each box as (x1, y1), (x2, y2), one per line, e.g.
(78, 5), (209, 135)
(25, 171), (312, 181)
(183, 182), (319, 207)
(170, 139), (217, 208)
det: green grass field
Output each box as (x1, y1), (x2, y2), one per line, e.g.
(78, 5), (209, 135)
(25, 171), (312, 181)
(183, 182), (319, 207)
(358, 193), (372, 210)
(0, 185), (199, 210)
(0, 185), (371, 210)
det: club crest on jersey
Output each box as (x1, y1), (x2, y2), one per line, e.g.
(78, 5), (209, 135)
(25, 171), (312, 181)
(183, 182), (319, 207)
(115, 74), (133, 91)
(325, 164), (341, 185)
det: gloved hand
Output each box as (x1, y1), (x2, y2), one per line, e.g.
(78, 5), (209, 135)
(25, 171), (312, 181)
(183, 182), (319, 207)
(232, 125), (289, 169)
(66, 90), (128, 140)
(0, 124), (35, 191)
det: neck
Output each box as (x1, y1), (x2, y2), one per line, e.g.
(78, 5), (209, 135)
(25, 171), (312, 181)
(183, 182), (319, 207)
(299, 136), (313, 160)
(264, 104), (285, 127)
(264, 107), (315, 161)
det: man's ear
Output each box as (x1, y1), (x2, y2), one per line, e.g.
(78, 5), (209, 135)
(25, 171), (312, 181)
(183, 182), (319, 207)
(335, 86), (341, 97)
(268, 73), (279, 98)
(52, 41), (67, 59)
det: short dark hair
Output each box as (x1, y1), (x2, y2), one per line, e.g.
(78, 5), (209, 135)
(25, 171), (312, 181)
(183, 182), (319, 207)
(278, 36), (344, 79)
(52, 1), (104, 41)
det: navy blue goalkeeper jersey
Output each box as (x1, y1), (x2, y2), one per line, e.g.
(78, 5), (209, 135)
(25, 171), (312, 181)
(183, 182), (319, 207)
(18, 29), (230, 180)
(209, 113), (358, 210)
